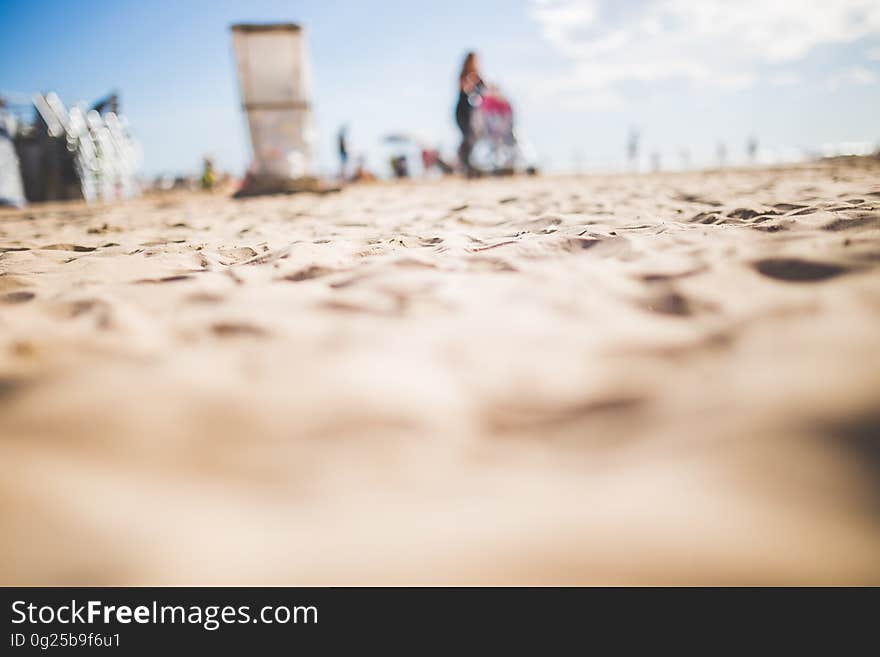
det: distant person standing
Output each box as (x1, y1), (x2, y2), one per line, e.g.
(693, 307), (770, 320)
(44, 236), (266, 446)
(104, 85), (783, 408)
(627, 128), (640, 170)
(747, 135), (758, 164)
(717, 141), (727, 168)
(455, 51), (485, 176)
(337, 126), (349, 180)
(200, 156), (217, 191)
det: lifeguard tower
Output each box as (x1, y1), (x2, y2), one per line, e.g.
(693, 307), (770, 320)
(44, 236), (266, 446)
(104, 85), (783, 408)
(230, 23), (324, 195)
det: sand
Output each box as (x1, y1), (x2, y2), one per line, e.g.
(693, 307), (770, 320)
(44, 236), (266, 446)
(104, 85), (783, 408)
(1, 159), (879, 585)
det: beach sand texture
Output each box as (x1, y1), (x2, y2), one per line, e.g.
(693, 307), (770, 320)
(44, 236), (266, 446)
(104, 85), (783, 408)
(1, 159), (879, 584)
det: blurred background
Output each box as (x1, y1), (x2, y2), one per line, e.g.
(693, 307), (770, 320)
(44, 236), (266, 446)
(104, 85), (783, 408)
(2, 0), (879, 179)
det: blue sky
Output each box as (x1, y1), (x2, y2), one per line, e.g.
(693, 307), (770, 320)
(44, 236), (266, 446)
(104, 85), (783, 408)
(2, 0), (879, 176)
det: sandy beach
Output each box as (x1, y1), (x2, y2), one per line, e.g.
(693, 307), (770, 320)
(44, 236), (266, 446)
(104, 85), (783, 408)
(1, 158), (879, 585)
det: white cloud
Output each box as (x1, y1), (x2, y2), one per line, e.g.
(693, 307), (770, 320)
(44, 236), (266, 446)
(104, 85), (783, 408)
(528, 0), (880, 106)
(867, 47), (880, 61)
(768, 71), (802, 87)
(845, 66), (879, 85)
(826, 65), (879, 90)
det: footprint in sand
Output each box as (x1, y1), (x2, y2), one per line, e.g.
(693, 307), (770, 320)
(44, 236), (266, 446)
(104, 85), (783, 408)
(41, 244), (98, 252)
(674, 193), (722, 207)
(752, 258), (853, 282)
(486, 396), (647, 434)
(186, 292), (225, 304)
(562, 237), (601, 251)
(1, 291), (35, 304)
(46, 298), (114, 329)
(690, 212), (722, 224)
(281, 265), (334, 282)
(211, 322), (268, 338)
(133, 275), (194, 284)
(636, 267), (706, 283)
(819, 410), (880, 492)
(773, 203), (808, 212)
(216, 246), (260, 265)
(640, 292), (693, 317)
(0, 376), (29, 403)
(726, 208), (762, 220)
(823, 214), (880, 232)
(68, 300), (103, 317)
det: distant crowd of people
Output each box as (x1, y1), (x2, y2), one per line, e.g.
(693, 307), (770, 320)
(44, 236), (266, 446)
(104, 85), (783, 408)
(626, 127), (763, 172)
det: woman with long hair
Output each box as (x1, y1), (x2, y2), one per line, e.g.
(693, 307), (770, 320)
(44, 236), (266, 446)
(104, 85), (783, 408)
(455, 51), (485, 176)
